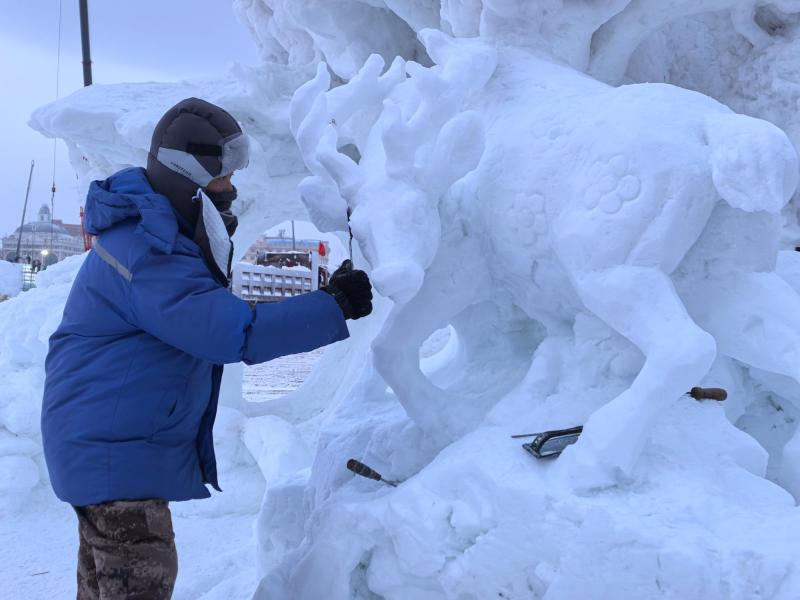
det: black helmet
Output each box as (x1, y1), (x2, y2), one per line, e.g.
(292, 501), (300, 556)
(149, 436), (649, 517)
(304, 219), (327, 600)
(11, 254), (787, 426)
(146, 97), (249, 230)
(146, 98), (250, 285)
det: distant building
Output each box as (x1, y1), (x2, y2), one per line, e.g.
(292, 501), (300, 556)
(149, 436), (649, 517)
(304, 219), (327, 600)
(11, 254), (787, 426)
(2, 204), (85, 265)
(241, 230), (330, 266)
(232, 263), (316, 303)
(58, 221), (85, 240)
(233, 231), (331, 303)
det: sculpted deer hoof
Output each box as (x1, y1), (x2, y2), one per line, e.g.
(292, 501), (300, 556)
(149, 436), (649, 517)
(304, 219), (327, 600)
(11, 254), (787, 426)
(555, 443), (631, 494)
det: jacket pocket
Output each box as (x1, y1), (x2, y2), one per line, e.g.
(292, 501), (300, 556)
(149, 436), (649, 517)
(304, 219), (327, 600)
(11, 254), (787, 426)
(149, 377), (190, 440)
(110, 378), (188, 441)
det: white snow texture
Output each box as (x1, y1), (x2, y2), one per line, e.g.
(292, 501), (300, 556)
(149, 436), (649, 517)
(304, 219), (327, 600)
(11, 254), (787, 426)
(0, 261), (22, 298)
(9, 1), (800, 598)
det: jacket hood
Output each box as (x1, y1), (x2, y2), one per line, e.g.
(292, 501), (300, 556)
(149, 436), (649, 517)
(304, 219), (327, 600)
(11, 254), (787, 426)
(145, 97), (246, 231)
(84, 167), (178, 254)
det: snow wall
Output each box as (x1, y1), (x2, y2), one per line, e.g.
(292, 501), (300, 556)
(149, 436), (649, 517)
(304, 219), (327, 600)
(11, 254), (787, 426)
(0, 261), (23, 298)
(11, 1), (800, 598)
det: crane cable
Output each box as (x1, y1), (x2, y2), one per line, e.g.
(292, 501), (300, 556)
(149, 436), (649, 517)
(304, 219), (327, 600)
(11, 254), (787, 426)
(49, 0), (63, 259)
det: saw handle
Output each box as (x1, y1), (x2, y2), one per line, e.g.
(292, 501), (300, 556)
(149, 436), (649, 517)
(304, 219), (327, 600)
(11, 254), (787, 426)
(689, 387), (728, 401)
(347, 459), (383, 482)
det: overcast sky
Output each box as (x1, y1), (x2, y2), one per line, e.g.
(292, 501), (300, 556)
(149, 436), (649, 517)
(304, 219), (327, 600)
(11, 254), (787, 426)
(0, 0), (258, 237)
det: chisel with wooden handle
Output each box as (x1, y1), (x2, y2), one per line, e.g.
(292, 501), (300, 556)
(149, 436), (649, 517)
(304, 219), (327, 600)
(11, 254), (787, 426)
(687, 387), (728, 401)
(346, 459), (400, 487)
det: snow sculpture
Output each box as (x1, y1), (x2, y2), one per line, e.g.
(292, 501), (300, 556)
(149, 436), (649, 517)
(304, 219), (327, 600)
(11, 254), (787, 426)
(294, 29), (799, 485)
(21, 1), (800, 597)
(588, 0), (766, 84)
(0, 256), (86, 510)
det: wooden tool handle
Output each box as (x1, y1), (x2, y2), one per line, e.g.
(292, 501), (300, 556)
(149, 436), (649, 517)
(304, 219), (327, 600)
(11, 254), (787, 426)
(689, 387), (728, 401)
(346, 459), (383, 482)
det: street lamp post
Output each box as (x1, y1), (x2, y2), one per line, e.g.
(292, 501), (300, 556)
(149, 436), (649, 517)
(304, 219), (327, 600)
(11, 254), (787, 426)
(79, 0), (93, 86)
(15, 161), (35, 262)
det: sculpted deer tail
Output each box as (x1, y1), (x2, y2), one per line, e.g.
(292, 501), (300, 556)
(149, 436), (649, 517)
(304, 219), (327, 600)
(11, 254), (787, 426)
(704, 112), (798, 214)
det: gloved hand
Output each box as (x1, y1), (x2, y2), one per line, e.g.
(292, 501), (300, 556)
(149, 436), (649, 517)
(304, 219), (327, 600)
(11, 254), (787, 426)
(321, 260), (373, 320)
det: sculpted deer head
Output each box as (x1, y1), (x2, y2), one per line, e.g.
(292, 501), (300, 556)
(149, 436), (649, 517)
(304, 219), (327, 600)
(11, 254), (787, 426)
(291, 30), (496, 304)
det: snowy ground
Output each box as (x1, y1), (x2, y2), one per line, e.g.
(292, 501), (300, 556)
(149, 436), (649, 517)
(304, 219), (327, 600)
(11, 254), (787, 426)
(243, 349), (323, 403)
(1, 488), (257, 600)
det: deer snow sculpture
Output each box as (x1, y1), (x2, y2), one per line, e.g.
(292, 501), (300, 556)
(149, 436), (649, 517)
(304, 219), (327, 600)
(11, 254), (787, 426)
(291, 29), (800, 488)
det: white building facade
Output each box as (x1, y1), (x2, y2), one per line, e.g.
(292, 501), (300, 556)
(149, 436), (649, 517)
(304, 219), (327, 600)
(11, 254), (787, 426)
(2, 205), (85, 265)
(231, 252), (323, 303)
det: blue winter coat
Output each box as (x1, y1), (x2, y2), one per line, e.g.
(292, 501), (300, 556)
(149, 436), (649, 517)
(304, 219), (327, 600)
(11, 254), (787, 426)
(41, 167), (349, 506)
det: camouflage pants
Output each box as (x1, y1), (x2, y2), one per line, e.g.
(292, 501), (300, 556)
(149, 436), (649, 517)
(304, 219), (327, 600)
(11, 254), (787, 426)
(74, 499), (178, 600)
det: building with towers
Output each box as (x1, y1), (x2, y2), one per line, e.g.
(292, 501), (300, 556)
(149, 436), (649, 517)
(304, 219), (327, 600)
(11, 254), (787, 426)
(2, 204), (85, 266)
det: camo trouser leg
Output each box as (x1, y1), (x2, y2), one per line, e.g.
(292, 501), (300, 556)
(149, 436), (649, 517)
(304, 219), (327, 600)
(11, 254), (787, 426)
(75, 499), (178, 600)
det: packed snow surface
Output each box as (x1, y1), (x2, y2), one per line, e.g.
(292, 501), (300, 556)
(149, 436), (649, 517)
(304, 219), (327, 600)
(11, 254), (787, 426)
(0, 261), (22, 297)
(243, 349), (323, 403)
(14, 1), (800, 599)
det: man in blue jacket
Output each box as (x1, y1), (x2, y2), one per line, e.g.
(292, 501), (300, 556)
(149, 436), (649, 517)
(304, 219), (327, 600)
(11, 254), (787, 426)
(41, 98), (373, 599)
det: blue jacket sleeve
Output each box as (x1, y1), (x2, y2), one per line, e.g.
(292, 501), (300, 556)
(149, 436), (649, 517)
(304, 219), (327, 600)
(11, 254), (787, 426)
(128, 249), (349, 365)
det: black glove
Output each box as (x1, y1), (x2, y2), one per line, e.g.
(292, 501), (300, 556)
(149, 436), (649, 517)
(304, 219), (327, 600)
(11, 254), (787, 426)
(321, 260), (373, 320)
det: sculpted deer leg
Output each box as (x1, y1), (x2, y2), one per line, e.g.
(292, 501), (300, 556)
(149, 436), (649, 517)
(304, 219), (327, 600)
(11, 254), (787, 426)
(372, 317), (456, 440)
(680, 271), (800, 384)
(372, 236), (491, 442)
(681, 270), (800, 498)
(558, 265), (717, 488)
(372, 293), (471, 441)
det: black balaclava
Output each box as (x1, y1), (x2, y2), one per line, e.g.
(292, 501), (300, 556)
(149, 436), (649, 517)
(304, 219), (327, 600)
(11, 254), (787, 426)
(145, 97), (249, 284)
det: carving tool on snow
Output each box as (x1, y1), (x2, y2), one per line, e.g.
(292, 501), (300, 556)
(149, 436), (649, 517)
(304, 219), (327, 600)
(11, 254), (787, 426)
(516, 426), (584, 459)
(513, 387), (728, 459)
(346, 459), (400, 487)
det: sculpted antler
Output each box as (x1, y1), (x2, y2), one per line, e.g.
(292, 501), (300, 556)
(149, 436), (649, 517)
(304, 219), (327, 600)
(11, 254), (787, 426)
(381, 30), (495, 192)
(290, 55), (405, 232)
(291, 29), (496, 303)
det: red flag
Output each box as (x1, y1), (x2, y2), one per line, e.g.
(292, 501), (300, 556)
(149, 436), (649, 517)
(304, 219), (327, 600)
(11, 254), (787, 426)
(318, 241), (326, 257)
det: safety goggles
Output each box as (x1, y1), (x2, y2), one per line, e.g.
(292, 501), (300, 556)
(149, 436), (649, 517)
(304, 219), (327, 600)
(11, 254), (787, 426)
(218, 132), (251, 177)
(157, 132), (251, 187)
